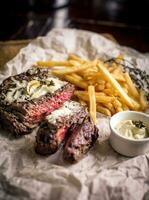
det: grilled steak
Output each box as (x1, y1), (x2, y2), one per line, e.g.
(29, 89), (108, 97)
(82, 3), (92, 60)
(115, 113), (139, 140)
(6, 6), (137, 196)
(0, 106), (32, 135)
(63, 116), (99, 163)
(0, 67), (75, 135)
(35, 101), (87, 155)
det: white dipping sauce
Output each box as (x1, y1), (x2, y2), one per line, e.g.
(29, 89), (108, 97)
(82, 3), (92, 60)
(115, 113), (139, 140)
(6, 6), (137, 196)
(115, 120), (148, 140)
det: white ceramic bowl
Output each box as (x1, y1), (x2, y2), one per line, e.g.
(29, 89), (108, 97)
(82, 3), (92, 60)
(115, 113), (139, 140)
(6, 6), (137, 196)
(109, 111), (149, 157)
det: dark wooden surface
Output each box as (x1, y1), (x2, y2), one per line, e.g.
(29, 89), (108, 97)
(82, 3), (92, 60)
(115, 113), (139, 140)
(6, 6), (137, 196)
(0, 0), (149, 53)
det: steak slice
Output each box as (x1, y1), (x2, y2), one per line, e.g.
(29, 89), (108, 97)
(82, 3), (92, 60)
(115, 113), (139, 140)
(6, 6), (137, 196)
(0, 67), (75, 135)
(63, 116), (99, 163)
(35, 101), (87, 155)
(0, 106), (33, 135)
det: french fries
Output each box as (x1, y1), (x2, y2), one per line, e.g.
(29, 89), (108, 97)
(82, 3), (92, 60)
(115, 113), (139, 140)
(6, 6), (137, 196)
(36, 54), (148, 122)
(97, 61), (136, 109)
(74, 90), (105, 96)
(37, 61), (72, 67)
(112, 69), (126, 82)
(88, 86), (96, 124)
(64, 75), (88, 89)
(124, 72), (139, 98)
(69, 60), (81, 66)
(104, 103), (115, 115)
(68, 54), (86, 63)
(97, 104), (111, 116)
(139, 90), (148, 111)
(74, 91), (114, 103)
(52, 60), (96, 75)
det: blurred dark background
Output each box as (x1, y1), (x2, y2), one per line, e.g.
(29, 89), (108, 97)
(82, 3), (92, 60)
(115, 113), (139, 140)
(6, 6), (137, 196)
(0, 0), (149, 52)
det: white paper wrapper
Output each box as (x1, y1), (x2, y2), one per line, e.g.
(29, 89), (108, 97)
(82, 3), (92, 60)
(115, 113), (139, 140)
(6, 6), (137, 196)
(0, 29), (149, 200)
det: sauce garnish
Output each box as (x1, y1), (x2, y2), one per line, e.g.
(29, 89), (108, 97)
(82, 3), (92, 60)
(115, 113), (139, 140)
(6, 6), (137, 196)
(115, 120), (148, 140)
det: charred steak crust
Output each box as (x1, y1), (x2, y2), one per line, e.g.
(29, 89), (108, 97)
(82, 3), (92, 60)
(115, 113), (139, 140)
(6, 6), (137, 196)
(63, 116), (99, 163)
(35, 101), (88, 155)
(0, 106), (32, 135)
(0, 68), (75, 135)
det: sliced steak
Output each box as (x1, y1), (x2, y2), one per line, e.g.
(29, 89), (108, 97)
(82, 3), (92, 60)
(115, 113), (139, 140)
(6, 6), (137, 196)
(0, 106), (33, 135)
(35, 101), (87, 155)
(0, 67), (75, 135)
(63, 116), (99, 163)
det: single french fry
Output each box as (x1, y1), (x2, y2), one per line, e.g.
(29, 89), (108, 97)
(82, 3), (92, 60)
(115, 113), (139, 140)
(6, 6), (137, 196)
(68, 54), (85, 63)
(105, 82), (112, 89)
(78, 64), (98, 77)
(88, 79), (97, 85)
(113, 99), (122, 108)
(112, 74), (125, 83)
(95, 84), (105, 91)
(84, 74), (96, 81)
(122, 87), (128, 94)
(71, 73), (84, 81)
(53, 60), (96, 75)
(124, 72), (139, 98)
(68, 60), (81, 66)
(64, 75), (88, 89)
(88, 86), (96, 124)
(130, 97), (141, 110)
(103, 89), (118, 96)
(37, 60), (71, 67)
(97, 104), (111, 116)
(122, 104), (129, 111)
(112, 68), (126, 82)
(75, 93), (89, 102)
(84, 73), (97, 80)
(91, 72), (105, 81)
(75, 91), (114, 103)
(96, 95), (114, 103)
(121, 83), (129, 89)
(104, 103), (116, 115)
(111, 56), (125, 82)
(75, 90), (105, 96)
(116, 107), (123, 112)
(96, 80), (106, 85)
(95, 92), (106, 96)
(84, 67), (98, 73)
(139, 90), (148, 110)
(112, 99), (123, 113)
(97, 61), (138, 109)
(108, 63), (118, 73)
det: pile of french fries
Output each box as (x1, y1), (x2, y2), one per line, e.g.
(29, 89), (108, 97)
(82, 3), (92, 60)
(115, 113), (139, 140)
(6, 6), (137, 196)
(37, 54), (148, 124)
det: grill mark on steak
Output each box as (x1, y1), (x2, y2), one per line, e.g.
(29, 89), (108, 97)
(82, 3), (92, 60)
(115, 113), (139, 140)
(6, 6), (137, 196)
(63, 116), (99, 163)
(35, 101), (88, 155)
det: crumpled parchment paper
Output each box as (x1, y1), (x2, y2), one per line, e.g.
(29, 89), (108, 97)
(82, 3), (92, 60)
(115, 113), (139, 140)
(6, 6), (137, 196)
(0, 29), (149, 200)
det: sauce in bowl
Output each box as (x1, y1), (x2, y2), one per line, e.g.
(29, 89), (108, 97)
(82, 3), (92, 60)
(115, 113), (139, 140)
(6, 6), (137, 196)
(115, 120), (148, 140)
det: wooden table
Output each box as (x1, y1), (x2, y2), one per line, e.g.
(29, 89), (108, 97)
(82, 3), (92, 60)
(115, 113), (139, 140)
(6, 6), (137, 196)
(0, 0), (149, 56)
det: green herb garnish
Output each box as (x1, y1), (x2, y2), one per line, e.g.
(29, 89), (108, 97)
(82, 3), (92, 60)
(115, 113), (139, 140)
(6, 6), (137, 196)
(40, 80), (55, 86)
(48, 80), (55, 86)
(132, 120), (146, 129)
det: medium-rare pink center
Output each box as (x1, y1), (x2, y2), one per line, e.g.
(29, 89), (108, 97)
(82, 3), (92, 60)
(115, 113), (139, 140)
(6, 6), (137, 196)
(27, 90), (73, 123)
(56, 126), (68, 145)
